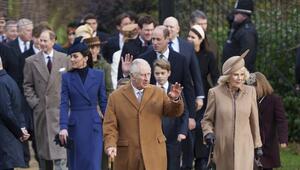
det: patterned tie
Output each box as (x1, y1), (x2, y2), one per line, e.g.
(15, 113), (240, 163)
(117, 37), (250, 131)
(47, 56), (52, 73)
(159, 54), (165, 59)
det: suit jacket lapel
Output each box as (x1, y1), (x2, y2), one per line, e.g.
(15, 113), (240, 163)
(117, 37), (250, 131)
(47, 51), (61, 91)
(71, 71), (91, 102)
(121, 84), (139, 110)
(178, 37), (184, 54)
(84, 68), (97, 92)
(33, 52), (49, 82)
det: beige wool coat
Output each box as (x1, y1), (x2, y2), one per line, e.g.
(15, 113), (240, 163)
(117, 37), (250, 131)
(201, 84), (262, 170)
(23, 50), (70, 160)
(103, 84), (184, 170)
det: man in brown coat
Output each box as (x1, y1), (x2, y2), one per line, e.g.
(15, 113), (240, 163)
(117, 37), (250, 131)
(23, 29), (70, 170)
(103, 58), (184, 170)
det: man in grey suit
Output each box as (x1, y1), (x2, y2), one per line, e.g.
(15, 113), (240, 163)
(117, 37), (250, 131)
(23, 29), (70, 170)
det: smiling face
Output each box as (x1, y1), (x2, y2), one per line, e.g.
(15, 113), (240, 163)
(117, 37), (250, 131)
(39, 31), (55, 54)
(163, 17), (180, 40)
(70, 52), (88, 69)
(140, 23), (154, 42)
(228, 68), (245, 89)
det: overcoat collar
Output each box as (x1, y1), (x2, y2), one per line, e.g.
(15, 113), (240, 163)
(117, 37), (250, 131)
(70, 68), (96, 103)
(121, 83), (155, 111)
(47, 51), (64, 90)
(33, 52), (49, 81)
(223, 83), (247, 98)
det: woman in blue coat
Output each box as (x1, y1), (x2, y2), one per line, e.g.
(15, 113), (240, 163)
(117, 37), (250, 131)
(59, 38), (107, 170)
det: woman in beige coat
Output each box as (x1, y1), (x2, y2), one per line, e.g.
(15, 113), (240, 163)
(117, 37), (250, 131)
(201, 50), (262, 170)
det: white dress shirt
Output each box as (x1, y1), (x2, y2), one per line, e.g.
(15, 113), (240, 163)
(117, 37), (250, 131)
(43, 50), (54, 64)
(18, 37), (30, 53)
(131, 83), (144, 101)
(156, 48), (170, 60)
(157, 81), (169, 94)
(169, 37), (180, 53)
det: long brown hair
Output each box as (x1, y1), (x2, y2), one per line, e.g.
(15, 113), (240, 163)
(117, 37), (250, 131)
(254, 72), (274, 98)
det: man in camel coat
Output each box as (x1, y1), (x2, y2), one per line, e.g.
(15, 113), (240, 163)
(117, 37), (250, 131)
(103, 58), (184, 170)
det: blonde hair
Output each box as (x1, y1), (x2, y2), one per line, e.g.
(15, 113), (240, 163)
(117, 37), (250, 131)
(254, 72), (273, 98)
(217, 67), (249, 85)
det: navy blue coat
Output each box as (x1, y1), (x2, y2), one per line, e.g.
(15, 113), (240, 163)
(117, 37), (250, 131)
(60, 68), (107, 170)
(162, 83), (188, 170)
(140, 49), (196, 118)
(0, 70), (26, 169)
(178, 37), (204, 98)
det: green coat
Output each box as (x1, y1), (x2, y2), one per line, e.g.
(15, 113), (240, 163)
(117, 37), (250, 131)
(93, 57), (113, 97)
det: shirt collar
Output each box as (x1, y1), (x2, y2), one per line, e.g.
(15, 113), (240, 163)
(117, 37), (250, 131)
(170, 37), (179, 52)
(139, 36), (145, 45)
(18, 37), (29, 50)
(43, 49), (54, 59)
(33, 45), (40, 54)
(156, 48), (170, 60)
(131, 82), (144, 94)
(157, 81), (169, 93)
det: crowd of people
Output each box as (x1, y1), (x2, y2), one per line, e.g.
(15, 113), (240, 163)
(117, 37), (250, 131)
(0, 0), (290, 170)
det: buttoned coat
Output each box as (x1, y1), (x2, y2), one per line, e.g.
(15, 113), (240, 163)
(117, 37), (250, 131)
(103, 84), (184, 170)
(201, 84), (262, 170)
(23, 50), (70, 160)
(60, 68), (107, 170)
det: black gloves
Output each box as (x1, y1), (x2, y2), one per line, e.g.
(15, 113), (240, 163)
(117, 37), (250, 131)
(255, 147), (263, 158)
(205, 133), (215, 145)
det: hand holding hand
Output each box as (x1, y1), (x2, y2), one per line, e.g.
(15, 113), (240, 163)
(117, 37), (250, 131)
(59, 129), (68, 145)
(121, 54), (133, 77)
(168, 82), (183, 101)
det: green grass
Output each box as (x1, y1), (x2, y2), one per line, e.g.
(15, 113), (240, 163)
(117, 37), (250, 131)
(275, 143), (300, 170)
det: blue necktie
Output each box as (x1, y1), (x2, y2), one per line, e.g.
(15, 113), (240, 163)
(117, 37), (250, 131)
(168, 41), (173, 50)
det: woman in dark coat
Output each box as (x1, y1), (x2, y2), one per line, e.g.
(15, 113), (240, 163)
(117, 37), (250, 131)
(59, 38), (107, 170)
(246, 72), (288, 170)
(187, 24), (219, 170)
(0, 57), (30, 170)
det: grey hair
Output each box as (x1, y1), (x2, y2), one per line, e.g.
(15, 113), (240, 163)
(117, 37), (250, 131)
(190, 10), (207, 24)
(217, 67), (250, 85)
(17, 18), (33, 32)
(130, 58), (150, 76)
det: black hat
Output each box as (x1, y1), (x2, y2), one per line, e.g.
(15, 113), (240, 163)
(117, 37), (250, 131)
(234, 0), (254, 15)
(67, 36), (89, 55)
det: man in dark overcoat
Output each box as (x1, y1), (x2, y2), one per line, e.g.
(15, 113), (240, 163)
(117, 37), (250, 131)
(0, 56), (30, 170)
(222, 0), (257, 72)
